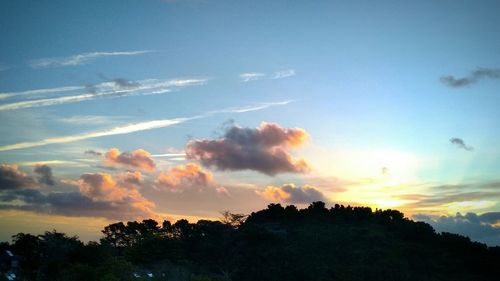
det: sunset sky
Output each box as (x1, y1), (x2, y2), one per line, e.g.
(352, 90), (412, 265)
(1, 0), (500, 245)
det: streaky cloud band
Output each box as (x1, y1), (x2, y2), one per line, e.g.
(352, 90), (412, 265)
(0, 78), (207, 111)
(29, 50), (154, 68)
(0, 100), (293, 152)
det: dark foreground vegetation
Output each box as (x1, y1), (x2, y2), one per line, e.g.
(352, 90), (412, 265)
(1, 202), (500, 281)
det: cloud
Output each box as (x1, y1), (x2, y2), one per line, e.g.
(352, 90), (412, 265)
(271, 69), (296, 79)
(60, 171), (158, 219)
(155, 163), (214, 192)
(440, 68), (500, 88)
(239, 73), (266, 82)
(0, 164), (36, 190)
(219, 100), (294, 113)
(29, 50), (153, 68)
(0, 182), (158, 221)
(257, 183), (327, 204)
(239, 69), (296, 82)
(414, 212), (500, 246)
(34, 164), (55, 186)
(0, 85), (83, 100)
(0, 116), (194, 152)
(186, 122), (310, 176)
(450, 137), (473, 151)
(58, 115), (126, 125)
(105, 148), (156, 172)
(84, 150), (103, 157)
(0, 78), (207, 111)
(0, 101), (292, 152)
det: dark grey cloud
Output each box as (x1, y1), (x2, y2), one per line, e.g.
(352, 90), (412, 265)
(0, 164), (36, 190)
(0, 171), (158, 221)
(0, 189), (152, 221)
(450, 137), (473, 151)
(414, 212), (500, 246)
(440, 68), (500, 88)
(186, 122), (310, 176)
(257, 184), (328, 204)
(111, 78), (140, 89)
(84, 150), (102, 157)
(34, 164), (55, 186)
(98, 73), (140, 89)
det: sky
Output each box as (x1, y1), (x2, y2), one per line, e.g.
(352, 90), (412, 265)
(1, 0), (500, 245)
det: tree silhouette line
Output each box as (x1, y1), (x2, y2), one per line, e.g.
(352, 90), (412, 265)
(1, 202), (499, 281)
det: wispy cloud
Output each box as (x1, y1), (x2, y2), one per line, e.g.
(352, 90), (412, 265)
(29, 50), (153, 68)
(57, 115), (127, 125)
(0, 85), (84, 100)
(212, 100), (294, 114)
(239, 69), (296, 82)
(0, 117), (195, 152)
(440, 68), (500, 88)
(271, 69), (296, 79)
(0, 100), (292, 152)
(239, 72), (266, 82)
(0, 78), (207, 111)
(450, 137), (474, 151)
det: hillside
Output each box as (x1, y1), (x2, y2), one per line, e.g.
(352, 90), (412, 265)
(2, 202), (500, 281)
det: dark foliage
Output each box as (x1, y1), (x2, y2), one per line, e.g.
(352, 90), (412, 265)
(3, 202), (500, 281)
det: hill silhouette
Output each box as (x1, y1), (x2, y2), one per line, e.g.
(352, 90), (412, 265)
(2, 202), (499, 281)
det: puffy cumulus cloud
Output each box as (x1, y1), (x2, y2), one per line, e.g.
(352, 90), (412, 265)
(0, 164), (44, 190)
(414, 212), (500, 246)
(75, 172), (147, 203)
(34, 164), (55, 186)
(0, 189), (158, 221)
(105, 148), (156, 172)
(0, 164), (36, 189)
(257, 184), (328, 204)
(186, 122), (310, 176)
(1, 164), (57, 189)
(66, 171), (157, 220)
(0, 168), (161, 221)
(118, 171), (144, 185)
(155, 163), (214, 192)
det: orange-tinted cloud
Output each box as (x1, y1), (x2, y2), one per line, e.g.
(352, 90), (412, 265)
(155, 163), (213, 192)
(186, 122), (310, 176)
(257, 183), (327, 204)
(71, 171), (157, 219)
(105, 148), (156, 172)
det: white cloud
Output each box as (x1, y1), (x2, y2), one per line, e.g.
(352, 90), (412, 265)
(0, 117), (195, 152)
(57, 115), (128, 125)
(0, 85), (84, 100)
(239, 69), (296, 82)
(239, 72), (266, 82)
(29, 50), (153, 68)
(0, 78), (207, 111)
(271, 69), (296, 79)
(0, 100), (293, 152)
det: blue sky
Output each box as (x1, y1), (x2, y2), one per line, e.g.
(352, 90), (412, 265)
(1, 0), (500, 244)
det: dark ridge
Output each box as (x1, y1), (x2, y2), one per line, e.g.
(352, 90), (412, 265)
(1, 202), (499, 281)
